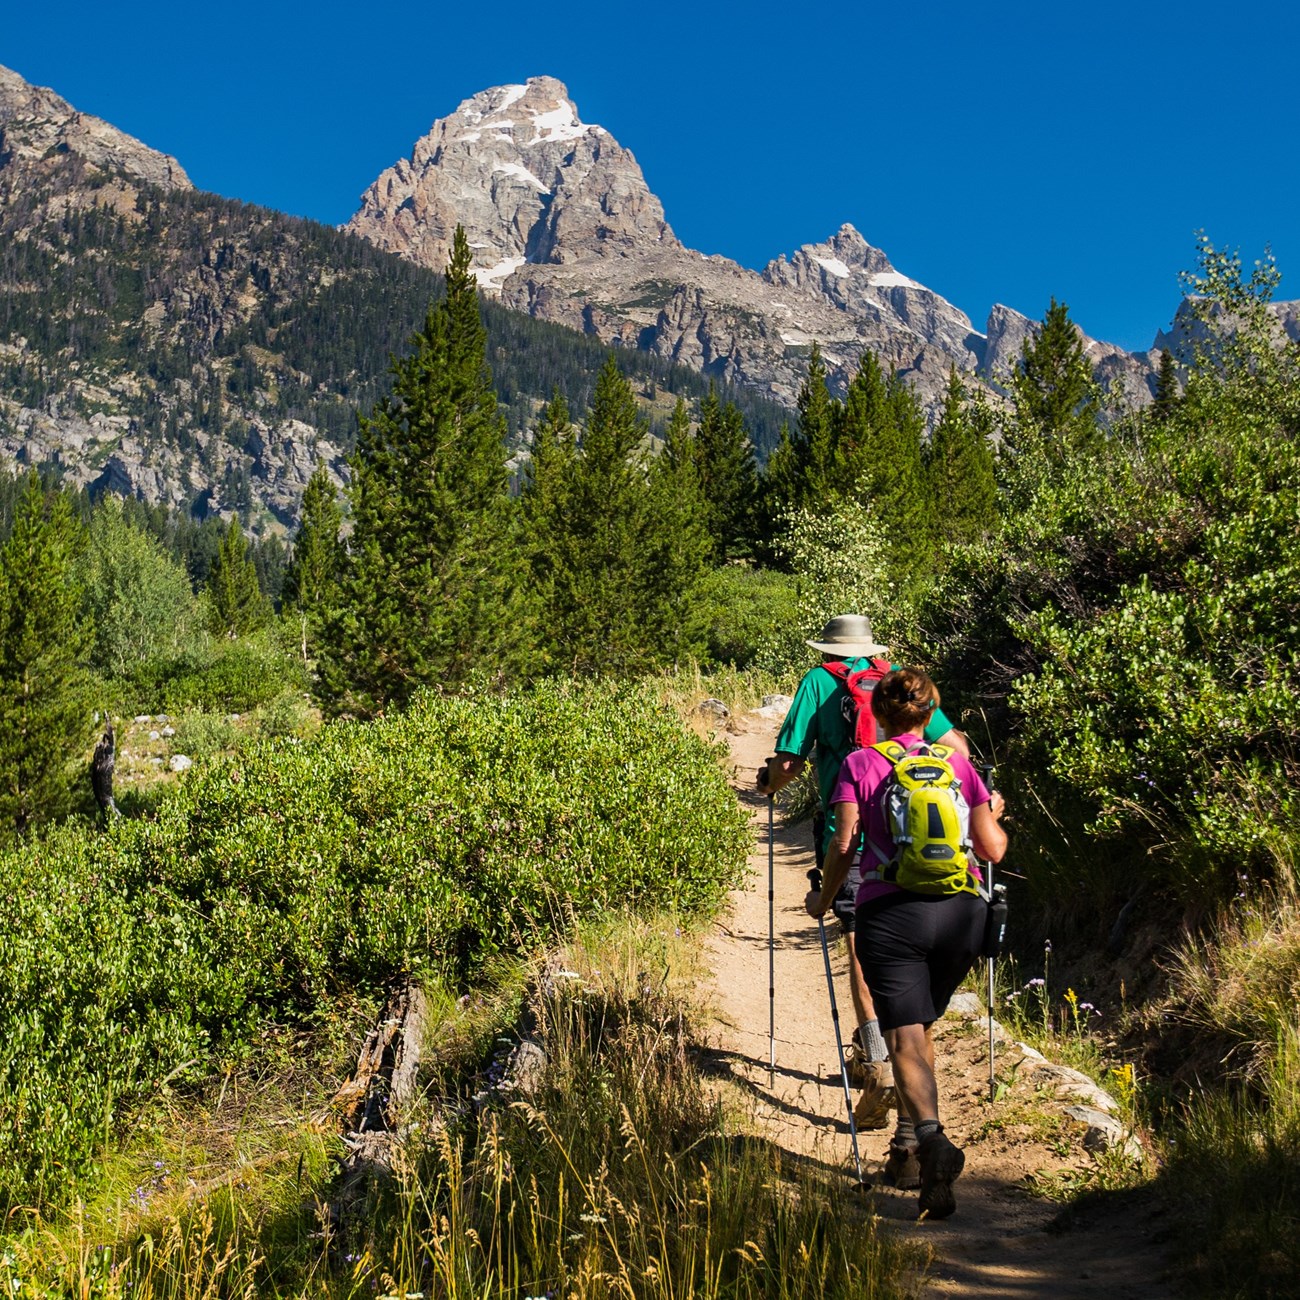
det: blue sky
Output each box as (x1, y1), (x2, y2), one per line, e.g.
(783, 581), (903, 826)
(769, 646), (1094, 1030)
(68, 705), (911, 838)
(5, 1), (1297, 351)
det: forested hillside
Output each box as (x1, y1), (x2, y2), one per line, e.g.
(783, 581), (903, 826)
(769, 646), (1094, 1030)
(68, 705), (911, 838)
(0, 155), (788, 533)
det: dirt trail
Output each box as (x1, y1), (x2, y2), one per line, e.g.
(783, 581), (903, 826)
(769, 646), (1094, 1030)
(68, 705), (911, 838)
(704, 713), (1179, 1299)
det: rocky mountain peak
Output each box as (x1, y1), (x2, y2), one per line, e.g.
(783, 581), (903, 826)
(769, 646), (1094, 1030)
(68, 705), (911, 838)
(344, 75), (678, 287)
(0, 63), (190, 192)
(764, 222), (979, 359)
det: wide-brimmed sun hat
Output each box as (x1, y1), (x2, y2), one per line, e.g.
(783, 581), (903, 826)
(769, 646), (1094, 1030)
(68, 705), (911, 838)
(805, 614), (889, 658)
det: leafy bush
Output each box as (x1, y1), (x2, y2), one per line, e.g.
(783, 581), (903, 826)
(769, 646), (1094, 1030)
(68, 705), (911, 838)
(754, 494), (897, 679)
(119, 632), (306, 716)
(168, 711), (240, 762)
(693, 565), (797, 667)
(78, 496), (201, 678)
(0, 680), (750, 1210)
(915, 244), (1300, 916)
(254, 688), (315, 739)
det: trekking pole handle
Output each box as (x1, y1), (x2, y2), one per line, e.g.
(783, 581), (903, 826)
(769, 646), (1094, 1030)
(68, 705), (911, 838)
(807, 868), (822, 892)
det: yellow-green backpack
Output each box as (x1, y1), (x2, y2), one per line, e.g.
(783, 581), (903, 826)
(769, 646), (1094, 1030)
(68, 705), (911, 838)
(864, 741), (977, 896)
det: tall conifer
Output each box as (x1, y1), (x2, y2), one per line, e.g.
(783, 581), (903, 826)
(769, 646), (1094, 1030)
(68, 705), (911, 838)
(696, 388), (758, 561)
(1152, 349), (1180, 422)
(926, 369), (997, 545)
(319, 227), (525, 715)
(285, 462), (342, 661)
(0, 476), (93, 834)
(527, 357), (705, 673)
(207, 514), (270, 637)
(1009, 298), (1100, 460)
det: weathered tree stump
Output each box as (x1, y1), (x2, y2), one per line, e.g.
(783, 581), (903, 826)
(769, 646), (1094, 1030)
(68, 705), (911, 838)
(325, 980), (428, 1241)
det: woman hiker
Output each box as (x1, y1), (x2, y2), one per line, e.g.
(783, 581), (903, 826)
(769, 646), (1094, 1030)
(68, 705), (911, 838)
(758, 615), (968, 1152)
(806, 667), (1007, 1218)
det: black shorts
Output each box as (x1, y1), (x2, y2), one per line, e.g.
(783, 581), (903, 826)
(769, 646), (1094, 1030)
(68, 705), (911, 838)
(854, 891), (986, 1031)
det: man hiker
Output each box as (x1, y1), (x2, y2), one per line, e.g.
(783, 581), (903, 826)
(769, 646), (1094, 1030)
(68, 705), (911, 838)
(756, 614), (969, 1158)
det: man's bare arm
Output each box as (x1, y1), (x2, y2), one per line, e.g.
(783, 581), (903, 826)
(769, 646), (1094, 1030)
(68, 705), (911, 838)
(933, 727), (970, 758)
(757, 753), (804, 796)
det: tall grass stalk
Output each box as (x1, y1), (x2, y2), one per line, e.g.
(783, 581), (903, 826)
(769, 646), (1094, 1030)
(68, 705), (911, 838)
(1162, 1028), (1300, 1298)
(2, 918), (919, 1298)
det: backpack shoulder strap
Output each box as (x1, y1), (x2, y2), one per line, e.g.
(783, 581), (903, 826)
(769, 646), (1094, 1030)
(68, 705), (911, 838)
(820, 661), (850, 685)
(869, 740), (908, 766)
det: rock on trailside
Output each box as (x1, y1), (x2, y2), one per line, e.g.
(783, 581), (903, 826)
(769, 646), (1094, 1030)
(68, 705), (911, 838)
(705, 709), (1179, 1298)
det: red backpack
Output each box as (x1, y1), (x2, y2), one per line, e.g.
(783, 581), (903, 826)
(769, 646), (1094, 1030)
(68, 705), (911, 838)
(820, 658), (893, 751)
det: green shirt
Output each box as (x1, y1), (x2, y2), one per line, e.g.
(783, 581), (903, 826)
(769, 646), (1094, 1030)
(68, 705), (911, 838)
(774, 657), (955, 850)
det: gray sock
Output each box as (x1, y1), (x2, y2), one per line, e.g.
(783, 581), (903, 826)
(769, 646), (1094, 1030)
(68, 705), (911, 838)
(915, 1119), (942, 1144)
(857, 1019), (888, 1061)
(893, 1115), (917, 1149)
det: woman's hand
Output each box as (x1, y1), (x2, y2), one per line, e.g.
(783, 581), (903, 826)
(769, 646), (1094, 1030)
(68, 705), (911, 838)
(805, 889), (827, 919)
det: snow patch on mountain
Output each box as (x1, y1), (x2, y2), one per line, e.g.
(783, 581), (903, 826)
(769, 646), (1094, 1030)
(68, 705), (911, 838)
(870, 271), (923, 290)
(473, 255), (526, 289)
(494, 162), (547, 191)
(812, 256), (851, 278)
(530, 104), (589, 143)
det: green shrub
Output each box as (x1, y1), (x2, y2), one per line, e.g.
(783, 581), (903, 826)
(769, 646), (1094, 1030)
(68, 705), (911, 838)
(914, 249), (1300, 917)
(168, 711), (240, 762)
(113, 629), (306, 717)
(161, 638), (305, 714)
(254, 689), (315, 739)
(693, 565), (797, 667)
(0, 680), (750, 1210)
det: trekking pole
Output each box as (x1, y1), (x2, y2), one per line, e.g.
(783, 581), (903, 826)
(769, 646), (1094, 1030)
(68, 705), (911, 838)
(977, 760), (1005, 1102)
(807, 868), (864, 1184)
(768, 793), (776, 1087)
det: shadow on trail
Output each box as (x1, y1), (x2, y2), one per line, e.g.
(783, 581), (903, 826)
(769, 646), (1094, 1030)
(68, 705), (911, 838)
(694, 1043), (886, 1147)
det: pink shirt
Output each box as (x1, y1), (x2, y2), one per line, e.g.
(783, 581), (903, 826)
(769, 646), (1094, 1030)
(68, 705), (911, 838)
(830, 734), (991, 906)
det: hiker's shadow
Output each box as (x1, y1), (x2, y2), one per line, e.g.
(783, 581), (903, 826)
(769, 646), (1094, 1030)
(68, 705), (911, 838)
(695, 1045), (867, 1130)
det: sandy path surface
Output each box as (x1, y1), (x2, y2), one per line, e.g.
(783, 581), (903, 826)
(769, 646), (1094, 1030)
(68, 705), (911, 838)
(704, 713), (1180, 1299)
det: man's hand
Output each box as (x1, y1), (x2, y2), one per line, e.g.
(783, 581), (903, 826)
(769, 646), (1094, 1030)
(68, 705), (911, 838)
(758, 753), (802, 797)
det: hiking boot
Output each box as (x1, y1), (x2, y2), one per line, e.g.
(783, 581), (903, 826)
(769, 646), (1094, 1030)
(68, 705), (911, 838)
(845, 1039), (872, 1088)
(917, 1129), (965, 1220)
(852, 1059), (895, 1130)
(881, 1140), (921, 1189)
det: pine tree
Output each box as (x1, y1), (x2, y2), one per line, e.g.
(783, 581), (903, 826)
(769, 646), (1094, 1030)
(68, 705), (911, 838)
(319, 227), (527, 715)
(836, 355), (931, 570)
(794, 342), (837, 506)
(762, 343), (836, 518)
(836, 351), (890, 492)
(284, 461), (342, 661)
(519, 390), (577, 673)
(1152, 348), (1180, 422)
(207, 514), (271, 637)
(926, 369), (998, 545)
(662, 397), (696, 478)
(527, 357), (706, 674)
(696, 388), (758, 561)
(1009, 298), (1100, 460)
(0, 475), (94, 835)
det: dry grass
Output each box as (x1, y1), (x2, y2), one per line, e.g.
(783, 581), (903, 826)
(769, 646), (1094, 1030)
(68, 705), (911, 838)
(1166, 877), (1300, 1079)
(0, 917), (918, 1298)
